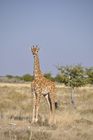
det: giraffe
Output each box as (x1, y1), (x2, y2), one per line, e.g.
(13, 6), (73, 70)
(31, 45), (57, 123)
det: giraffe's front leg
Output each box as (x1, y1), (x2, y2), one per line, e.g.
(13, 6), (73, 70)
(35, 94), (41, 122)
(32, 93), (41, 123)
(32, 93), (37, 123)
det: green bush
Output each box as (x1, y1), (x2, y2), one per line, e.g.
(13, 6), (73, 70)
(86, 67), (93, 84)
(55, 74), (63, 83)
(44, 73), (55, 81)
(21, 74), (33, 82)
(6, 75), (13, 79)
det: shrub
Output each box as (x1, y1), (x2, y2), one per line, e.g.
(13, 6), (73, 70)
(86, 67), (93, 84)
(21, 74), (33, 82)
(44, 73), (55, 81)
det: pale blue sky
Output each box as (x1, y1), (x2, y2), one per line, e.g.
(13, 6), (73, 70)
(0, 0), (93, 76)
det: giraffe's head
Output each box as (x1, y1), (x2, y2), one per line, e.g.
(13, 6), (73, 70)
(31, 45), (40, 56)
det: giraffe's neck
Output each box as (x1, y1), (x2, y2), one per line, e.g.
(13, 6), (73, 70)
(33, 54), (42, 79)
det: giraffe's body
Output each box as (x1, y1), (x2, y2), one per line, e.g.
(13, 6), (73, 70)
(31, 46), (57, 123)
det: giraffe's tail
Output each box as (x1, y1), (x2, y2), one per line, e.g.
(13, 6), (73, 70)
(55, 102), (58, 109)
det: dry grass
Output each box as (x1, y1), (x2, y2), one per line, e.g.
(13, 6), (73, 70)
(0, 83), (93, 140)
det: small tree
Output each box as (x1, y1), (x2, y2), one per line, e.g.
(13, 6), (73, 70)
(86, 67), (93, 84)
(57, 65), (87, 108)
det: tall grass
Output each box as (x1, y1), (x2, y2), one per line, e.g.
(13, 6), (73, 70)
(0, 83), (93, 140)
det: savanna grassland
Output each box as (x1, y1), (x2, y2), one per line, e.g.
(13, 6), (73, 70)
(0, 82), (93, 140)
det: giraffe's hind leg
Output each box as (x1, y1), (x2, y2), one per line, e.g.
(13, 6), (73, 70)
(45, 93), (55, 124)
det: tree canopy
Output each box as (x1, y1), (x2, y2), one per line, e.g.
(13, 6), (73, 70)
(56, 65), (88, 88)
